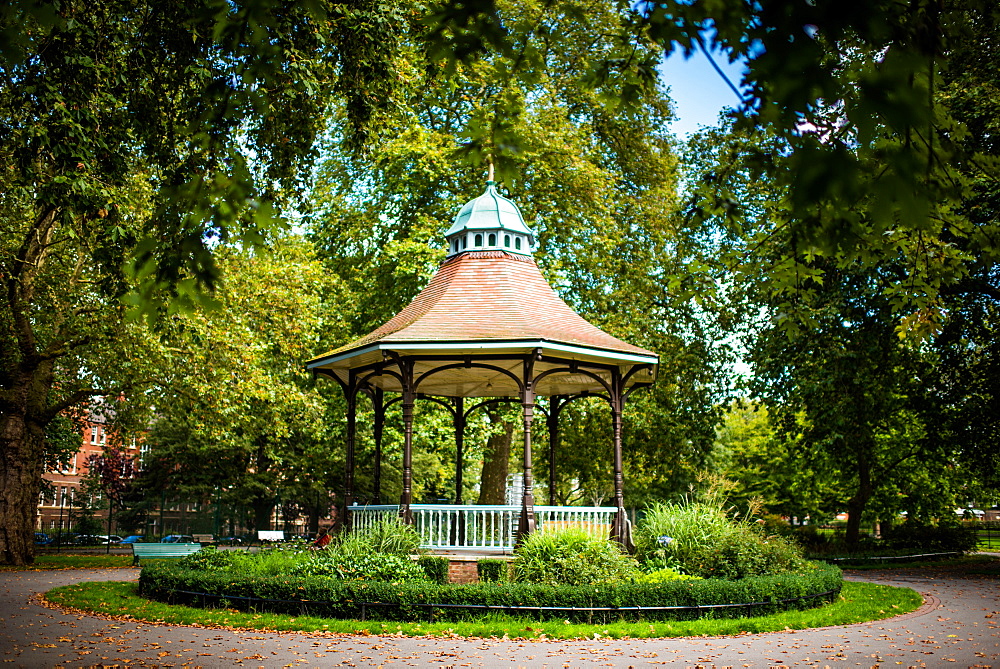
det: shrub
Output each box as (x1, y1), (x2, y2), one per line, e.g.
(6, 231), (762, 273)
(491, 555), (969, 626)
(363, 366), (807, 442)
(293, 551), (426, 582)
(512, 529), (640, 586)
(418, 556), (449, 584)
(635, 501), (808, 579)
(177, 549), (239, 572)
(477, 558), (507, 583)
(881, 521), (979, 553)
(634, 568), (702, 584)
(139, 560), (842, 623)
(336, 517), (421, 557)
(242, 546), (308, 577)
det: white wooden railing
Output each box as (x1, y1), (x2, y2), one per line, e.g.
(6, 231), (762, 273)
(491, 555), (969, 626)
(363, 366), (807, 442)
(349, 504), (618, 551)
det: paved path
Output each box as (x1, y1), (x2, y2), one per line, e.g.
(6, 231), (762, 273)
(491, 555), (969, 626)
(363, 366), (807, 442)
(0, 565), (998, 668)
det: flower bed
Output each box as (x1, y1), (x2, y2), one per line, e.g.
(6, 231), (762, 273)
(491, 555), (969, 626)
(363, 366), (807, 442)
(138, 560), (842, 623)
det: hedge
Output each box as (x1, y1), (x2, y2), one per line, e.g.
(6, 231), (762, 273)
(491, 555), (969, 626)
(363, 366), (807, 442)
(138, 561), (842, 623)
(417, 556), (449, 584)
(477, 558), (508, 583)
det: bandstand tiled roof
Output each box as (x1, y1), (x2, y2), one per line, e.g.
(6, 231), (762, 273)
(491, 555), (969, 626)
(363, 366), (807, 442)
(335, 250), (652, 356)
(308, 181), (658, 397)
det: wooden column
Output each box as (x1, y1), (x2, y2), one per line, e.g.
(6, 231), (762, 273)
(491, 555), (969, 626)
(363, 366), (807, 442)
(609, 370), (633, 551)
(453, 396), (465, 504)
(452, 396), (466, 546)
(399, 361), (415, 525)
(517, 356), (537, 542)
(343, 376), (358, 532)
(546, 395), (563, 506)
(372, 387), (384, 504)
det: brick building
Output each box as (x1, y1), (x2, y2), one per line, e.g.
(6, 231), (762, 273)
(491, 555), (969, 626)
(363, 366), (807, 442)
(36, 406), (148, 535)
(36, 407), (301, 540)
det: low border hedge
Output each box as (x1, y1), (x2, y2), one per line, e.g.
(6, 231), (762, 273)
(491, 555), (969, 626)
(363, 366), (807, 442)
(417, 556), (449, 584)
(138, 561), (842, 623)
(477, 558), (508, 582)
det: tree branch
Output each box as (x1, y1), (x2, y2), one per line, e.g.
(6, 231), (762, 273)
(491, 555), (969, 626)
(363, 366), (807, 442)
(40, 387), (128, 424)
(940, 278), (1000, 302)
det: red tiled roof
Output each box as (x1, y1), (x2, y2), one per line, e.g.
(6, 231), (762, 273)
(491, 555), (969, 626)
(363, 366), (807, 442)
(326, 251), (655, 358)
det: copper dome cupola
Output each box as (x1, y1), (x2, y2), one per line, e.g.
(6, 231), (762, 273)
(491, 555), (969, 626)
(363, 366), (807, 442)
(444, 180), (536, 257)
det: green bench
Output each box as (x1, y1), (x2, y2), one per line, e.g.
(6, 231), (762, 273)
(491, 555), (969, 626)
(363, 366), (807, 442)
(131, 542), (202, 566)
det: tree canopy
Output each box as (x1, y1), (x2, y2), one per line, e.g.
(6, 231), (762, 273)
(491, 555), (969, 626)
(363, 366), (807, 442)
(3, 0), (997, 563)
(0, 0), (406, 564)
(308, 0), (730, 508)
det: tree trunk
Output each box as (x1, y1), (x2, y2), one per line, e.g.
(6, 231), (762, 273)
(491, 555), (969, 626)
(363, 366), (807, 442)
(1, 207), (63, 565)
(844, 448), (873, 546)
(251, 497), (274, 534)
(0, 412), (46, 565)
(477, 414), (514, 505)
(307, 505), (320, 534)
(248, 443), (274, 534)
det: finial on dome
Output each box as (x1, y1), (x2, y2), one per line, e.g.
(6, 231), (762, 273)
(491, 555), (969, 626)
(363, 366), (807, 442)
(487, 160), (495, 185)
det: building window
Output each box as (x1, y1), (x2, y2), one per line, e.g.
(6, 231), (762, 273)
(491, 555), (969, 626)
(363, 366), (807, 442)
(504, 234), (510, 247)
(474, 234), (483, 247)
(515, 237), (522, 250)
(90, 426), (98, 445)
(488, 233), (496, 246)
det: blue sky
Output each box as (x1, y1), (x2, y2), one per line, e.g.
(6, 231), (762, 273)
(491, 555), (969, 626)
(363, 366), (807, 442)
(658, 47), (747, 138)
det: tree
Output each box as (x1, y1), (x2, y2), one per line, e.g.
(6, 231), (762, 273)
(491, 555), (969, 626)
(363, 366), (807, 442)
(745, 260), (956, 544)
(680, 87), (997, 540)
(140, 237), (344, 534)
(84, 441), (138, 538)
(713, 401), (844, 523)
(309, 0), (729, 508)
(443, 0), (1000, 326)
(0, 0), (405, 564)
(920, 291), (1000, 495)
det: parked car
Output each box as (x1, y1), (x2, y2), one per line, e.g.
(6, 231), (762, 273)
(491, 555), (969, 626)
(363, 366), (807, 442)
(160, 534), (195, 543)
(102, 535), (123, 544)
(119, 535), (144, 544)
(48, 533), (78, 546)
(34, 532), (51, 545)
(75, 534), (104, 545)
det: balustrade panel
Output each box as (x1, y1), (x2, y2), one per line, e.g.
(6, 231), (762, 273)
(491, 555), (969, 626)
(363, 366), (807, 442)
(348, 504), (617, 550)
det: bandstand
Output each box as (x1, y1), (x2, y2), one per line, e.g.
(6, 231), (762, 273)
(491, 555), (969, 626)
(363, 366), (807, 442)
(308, 179), (658, 551)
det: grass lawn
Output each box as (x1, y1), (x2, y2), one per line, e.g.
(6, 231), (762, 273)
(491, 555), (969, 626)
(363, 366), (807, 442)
(42, 580), (922, 640)
(0, 554), (133, 570)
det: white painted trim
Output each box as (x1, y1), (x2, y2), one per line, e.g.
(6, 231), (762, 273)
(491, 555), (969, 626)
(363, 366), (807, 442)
(308, 339), (659, 369)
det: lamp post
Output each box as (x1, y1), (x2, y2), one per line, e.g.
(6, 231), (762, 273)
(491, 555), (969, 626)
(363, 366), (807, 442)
(56, 488), (66, 554)
(105, 497), (114, 554)
(214, 485), (222, 538)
